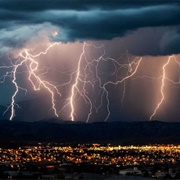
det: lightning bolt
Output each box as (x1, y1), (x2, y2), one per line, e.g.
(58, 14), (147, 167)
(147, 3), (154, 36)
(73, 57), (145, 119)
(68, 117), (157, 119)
(69, 43), (103, 122)
(150, 55), (175, 120)
(102, 57), (143, 121)
(69, 43), (85, 121)
(3, 43), (62, 120)
(1, 39), (178, 123)
(68, 43), (140, 122)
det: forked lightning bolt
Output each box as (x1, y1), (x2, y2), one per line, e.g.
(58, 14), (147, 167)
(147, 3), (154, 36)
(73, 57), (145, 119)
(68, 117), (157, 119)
(68, 43), (143, 122)
(150, 55), (176, 120)
(100, 57), (143, 121)
(3, 43), (62, 120)
(69, 44), (85, 121)
(69, 43), (102, 122)
(1, 40), (179, 122)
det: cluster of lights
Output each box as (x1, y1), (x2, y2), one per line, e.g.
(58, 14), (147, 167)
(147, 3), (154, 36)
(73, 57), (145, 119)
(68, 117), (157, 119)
(0, 144), (179, 166)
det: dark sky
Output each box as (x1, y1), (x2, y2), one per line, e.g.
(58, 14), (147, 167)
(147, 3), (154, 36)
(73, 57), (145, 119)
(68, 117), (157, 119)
(0, 0), (180, 122)
(0, 0), (180, 55)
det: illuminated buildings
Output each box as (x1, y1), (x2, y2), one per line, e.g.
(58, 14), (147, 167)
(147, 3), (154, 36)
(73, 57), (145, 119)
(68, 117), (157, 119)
(0, 144), (180, 178)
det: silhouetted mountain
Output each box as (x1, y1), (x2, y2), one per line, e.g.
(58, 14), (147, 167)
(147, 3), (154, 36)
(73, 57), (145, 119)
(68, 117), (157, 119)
(0, 120), (180, 147)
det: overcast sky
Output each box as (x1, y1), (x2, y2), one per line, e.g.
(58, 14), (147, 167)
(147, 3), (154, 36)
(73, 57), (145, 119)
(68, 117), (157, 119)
(0, 0), (180, 55)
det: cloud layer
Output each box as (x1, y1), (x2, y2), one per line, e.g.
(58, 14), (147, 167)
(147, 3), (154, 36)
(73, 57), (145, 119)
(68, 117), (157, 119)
(0, 0), (180, 55)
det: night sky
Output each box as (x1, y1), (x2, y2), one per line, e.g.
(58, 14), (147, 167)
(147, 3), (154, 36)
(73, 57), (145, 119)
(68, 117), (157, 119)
(0, 0), (180, 122)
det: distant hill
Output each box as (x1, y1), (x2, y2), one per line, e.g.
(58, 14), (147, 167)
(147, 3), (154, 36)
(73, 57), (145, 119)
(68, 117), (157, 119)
(0, 120), (180, 147)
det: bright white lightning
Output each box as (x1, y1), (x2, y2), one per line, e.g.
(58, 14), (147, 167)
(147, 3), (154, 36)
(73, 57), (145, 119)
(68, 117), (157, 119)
(69, 43), (98, 122)
(4, 43), (62, 120)
(69, 43), (86, 121)
(1, 40), (179, 123)
(149, 55), (176, 120)
(68, 43), (143, 122)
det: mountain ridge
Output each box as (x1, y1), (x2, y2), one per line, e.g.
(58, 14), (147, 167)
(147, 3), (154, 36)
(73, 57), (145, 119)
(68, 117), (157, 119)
(0, 120), (180, 147)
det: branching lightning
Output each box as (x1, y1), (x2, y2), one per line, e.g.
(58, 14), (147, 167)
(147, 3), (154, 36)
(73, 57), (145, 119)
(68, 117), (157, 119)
(150, 55), (176, 120)
(69, 44), (85, 121)
(99, 57), (143, 121)
(2, 43), (62, 120)
(0, 40), (179, 122)
(67, 43), (143, 122)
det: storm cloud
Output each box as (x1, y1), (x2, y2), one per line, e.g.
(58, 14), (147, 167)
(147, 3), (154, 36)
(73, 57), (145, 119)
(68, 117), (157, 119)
(0, 0), (180, 55)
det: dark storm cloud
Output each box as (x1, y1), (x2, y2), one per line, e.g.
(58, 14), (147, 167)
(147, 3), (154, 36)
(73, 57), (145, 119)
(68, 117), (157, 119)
(52, 6), (180, 40)
(0, 0), (180, 55)
(0, 0), (178, 12)
(160, 27), (180, 54)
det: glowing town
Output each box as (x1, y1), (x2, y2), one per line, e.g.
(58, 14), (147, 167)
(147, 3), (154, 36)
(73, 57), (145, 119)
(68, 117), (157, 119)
(0, 144), (180, 179)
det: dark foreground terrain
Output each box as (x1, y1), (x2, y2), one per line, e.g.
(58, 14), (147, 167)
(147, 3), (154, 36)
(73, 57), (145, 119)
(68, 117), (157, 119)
(0, 120), (180, 145)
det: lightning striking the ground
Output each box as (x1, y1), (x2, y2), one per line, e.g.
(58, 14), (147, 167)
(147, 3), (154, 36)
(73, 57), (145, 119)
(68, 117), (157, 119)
(149, 55), (177, 120)
(2, 43), (62, 120)
(69, 43), (104, 122)
(67, 43), (143, 122)
(69, 43), (85, 121)
(0, 41), (179, 122)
